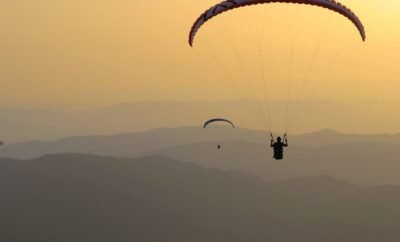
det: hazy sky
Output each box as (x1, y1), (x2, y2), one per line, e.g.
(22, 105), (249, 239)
(0, 0), (399, 108)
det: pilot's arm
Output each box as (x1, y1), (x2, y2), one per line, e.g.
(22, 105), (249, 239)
(284, 138), (288, 147)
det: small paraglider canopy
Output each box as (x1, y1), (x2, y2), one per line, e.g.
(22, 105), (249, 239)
(203, 118), (235, 129)
(203, 118), (235, 150)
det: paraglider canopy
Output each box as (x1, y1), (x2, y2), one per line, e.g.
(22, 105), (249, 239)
(189, 0), (365, 46)
(204, 118), (235, 129)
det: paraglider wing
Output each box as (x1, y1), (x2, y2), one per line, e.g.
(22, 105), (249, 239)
(203, 118), (236, 129)
(189, 0), (366, 46)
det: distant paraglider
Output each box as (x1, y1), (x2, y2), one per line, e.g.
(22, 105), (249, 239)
(203, 118), (235, 149)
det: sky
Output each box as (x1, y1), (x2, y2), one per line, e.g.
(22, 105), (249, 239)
(0, 0), (399, 109)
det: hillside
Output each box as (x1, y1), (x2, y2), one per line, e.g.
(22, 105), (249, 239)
(0, 154), (399, 242)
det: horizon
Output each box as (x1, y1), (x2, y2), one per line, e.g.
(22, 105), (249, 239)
(2, 125), (400, 146)
(0, 98), (399, 143)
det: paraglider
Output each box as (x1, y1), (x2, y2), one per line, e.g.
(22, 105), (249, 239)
(190, 0), (366, 159)
(204, 118), (235, 149)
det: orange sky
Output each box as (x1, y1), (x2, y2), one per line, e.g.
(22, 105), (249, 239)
(0, 0), (399, 109)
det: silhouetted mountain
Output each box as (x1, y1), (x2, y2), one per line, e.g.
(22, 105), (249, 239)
(2, 127), (400, 185)
(290, 128), (400, 146)
(2, 126), (400, 159)
(2, 100), (400, 142)
(0, 154), (400, 242)
(0, 126), (254, 159)
(152, 140), (400, 186)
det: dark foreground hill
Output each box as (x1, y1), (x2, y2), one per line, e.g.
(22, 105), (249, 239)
(0, 154), (400, 242)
